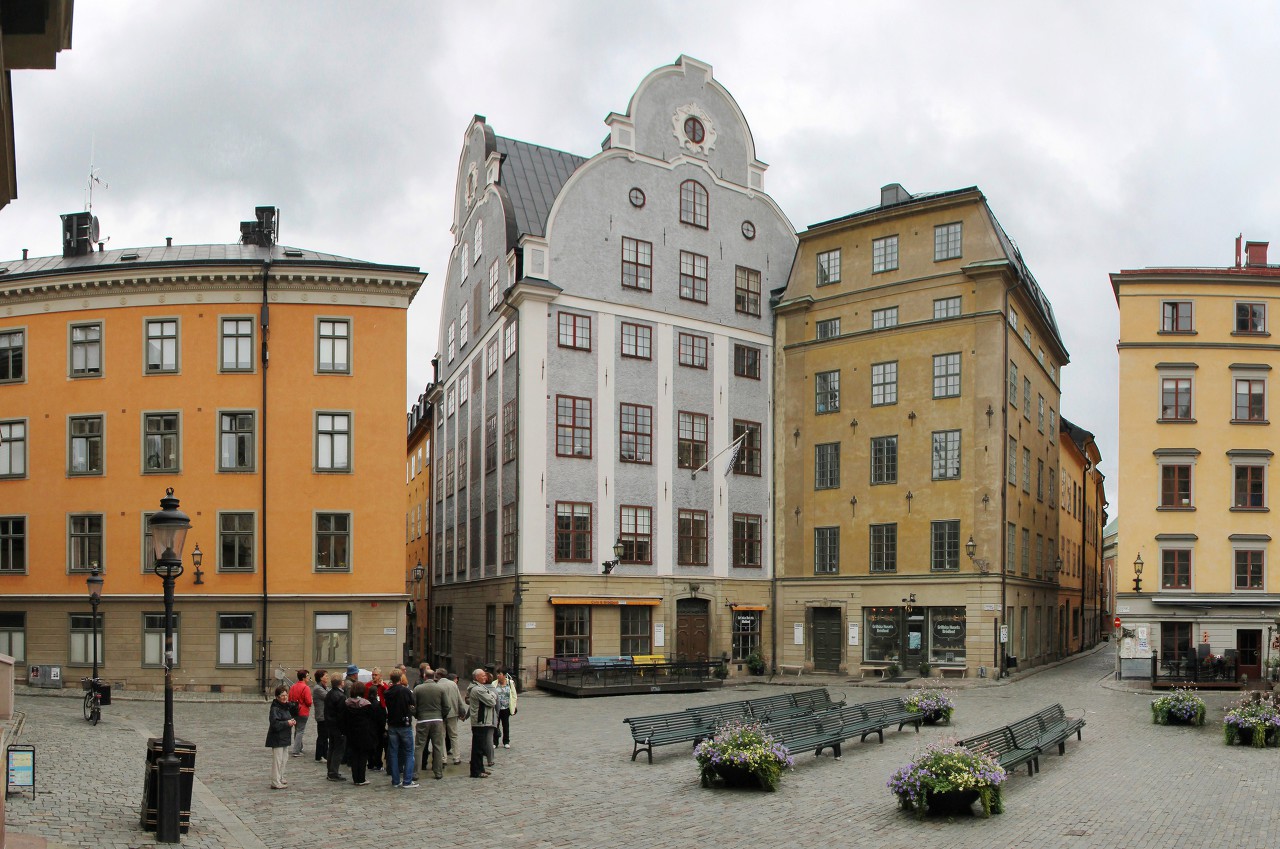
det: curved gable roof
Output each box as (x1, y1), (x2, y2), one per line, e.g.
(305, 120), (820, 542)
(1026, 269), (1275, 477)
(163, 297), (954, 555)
(495, 136), (585, 239)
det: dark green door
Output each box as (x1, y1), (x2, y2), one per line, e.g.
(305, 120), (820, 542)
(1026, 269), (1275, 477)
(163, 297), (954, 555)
(812, 607), (842, 671)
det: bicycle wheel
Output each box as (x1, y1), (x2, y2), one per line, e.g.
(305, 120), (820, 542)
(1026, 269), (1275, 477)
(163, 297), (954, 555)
(83, 689), (94, 721)
(91, 699), (101, 726)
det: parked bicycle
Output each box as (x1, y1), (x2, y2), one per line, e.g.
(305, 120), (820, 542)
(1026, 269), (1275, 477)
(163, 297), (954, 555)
(82, 677), (103, 725)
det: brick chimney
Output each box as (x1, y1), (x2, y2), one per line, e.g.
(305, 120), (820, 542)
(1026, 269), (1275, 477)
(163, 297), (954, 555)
(1245, 241), (1269, 268)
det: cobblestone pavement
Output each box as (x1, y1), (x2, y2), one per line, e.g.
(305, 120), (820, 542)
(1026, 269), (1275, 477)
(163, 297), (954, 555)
(5, 648), (1279, 848)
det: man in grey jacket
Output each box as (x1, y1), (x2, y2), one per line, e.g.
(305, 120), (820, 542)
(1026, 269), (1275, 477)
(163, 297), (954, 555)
(412, 672), (450, 780)
(466, 668), (497, 779)
(436, 668), (466, 765)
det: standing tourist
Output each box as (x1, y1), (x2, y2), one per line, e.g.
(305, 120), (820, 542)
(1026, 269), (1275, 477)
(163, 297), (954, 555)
(383, 670), (418, 788)
(412, 670), (449, 780)
(366, 667), (389, 772)
(341, 681), (376, 786)
(324, 672), (348, 782)
(466, 668), (497, 779)
(287, 669), (313, 757)
(437, 668), (466, 764)
(266, 685), (297, 789)
(311, 669), (329, 763)
(491, 670), (518, 749)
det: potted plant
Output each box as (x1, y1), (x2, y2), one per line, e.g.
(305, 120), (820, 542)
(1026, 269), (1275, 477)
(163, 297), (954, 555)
(904, 687), (956, 725)
(919, 660), (932, 678)
(714, 662), (729, 680)
(1223, 693), (1280, 747)
(887, 742), (1006, 818)
(695, 719), (793, 791)
(884, 662), (901, 680)
(745, 652), (767, 676)
(1151, 687), (1206, 726)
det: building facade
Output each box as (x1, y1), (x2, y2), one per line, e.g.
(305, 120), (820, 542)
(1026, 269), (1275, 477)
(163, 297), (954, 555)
(773, 184), (1068, 678)
(429, 56), (795, 685)
(405, 389), (433, 665)
(1058, 417), (1107, 656)
(0, 208), (424, 692)
(1113, 238), (1280, 681)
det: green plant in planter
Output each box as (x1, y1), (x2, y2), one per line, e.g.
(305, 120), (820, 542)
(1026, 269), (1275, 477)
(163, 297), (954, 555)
(1223, 693), (1280, 747)
(888, 742), (1006, 818)
(695, 719), (793, 791)
(1151, 687), (1205, 726)
(745, 652), (767, 675)
(919, 660), (932, 678)
(885, 662), (901, 679)
(904, 687), (956, 723)
(714, 663), (729, 680)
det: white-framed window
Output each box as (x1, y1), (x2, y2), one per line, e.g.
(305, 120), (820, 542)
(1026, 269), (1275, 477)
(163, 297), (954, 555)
(461, 243), (469, 275)
(317, 319), (351, 374)
(488, 260), (501, 310)
(0, 420), (27, 478)
(1038, 395), (1045, 432)
(473, 219), (483, 260)
(447, 321), (456, 362)
(816, 318), (841, 340)
(933, 353), (961, 398)
(1007, 436), (1018, 484)
(220, 317), (254, 372)
(486, 338), (499, 377)
(871, 307), (898, 329)
(872, 235), (898, 273)
(69, 613), (104, 665)
(871, 361), (897, 406)
(316, 412), (351, 472)
(217, 613), (255, 667)
(503, 321), (517, 360)
(142, 612), (180, 667)
(934, 222), (962, 260)
(931, 430), (960, 480)
(70, 321), (103, 377)
(460, 303), (470, 348)
(144, 319), (179, 373)
(1008, 361), (1018, 406)
(933, 297), (961, 320)
(314, 612), (351, 665)
(817, 249), (841, 286)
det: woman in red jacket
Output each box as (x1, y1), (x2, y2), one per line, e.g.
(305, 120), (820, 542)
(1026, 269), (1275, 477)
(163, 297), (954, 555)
(287, 669), (313, 757)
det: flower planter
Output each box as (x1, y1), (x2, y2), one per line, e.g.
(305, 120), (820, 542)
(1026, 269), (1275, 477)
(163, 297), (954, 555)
(924, 789), (980, 816)
(712, 763), (761, 788)
(921, 710), (948, 726)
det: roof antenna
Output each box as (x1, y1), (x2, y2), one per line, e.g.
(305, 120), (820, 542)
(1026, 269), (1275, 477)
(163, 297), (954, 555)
(86, 136), (108, 214)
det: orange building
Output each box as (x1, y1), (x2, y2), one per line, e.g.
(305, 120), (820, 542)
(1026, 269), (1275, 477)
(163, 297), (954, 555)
(405, 387), (434, 665)
(0, 208), (423, 693)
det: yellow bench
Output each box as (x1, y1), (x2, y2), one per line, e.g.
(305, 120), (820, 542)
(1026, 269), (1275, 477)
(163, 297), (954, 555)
(633, 655), (665, 677)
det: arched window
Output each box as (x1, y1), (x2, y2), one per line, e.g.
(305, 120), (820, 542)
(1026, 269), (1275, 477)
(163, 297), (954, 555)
(679, 180), (709, 228)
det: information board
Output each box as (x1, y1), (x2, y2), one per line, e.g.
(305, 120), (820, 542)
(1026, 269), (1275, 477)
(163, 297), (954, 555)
(6, 744), (35, 797)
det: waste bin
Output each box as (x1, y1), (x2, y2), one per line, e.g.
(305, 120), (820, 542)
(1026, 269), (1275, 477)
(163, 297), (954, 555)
(95, 681), (112, 705)
(29, 665), (63, 689)
(1005, 655), (1018, 670)
(140, 737), (196, 835)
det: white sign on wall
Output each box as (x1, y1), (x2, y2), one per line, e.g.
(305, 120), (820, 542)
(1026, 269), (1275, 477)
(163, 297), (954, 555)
(383, 627), (397, 636)
(654, 622), (665, 648)
(999, 624), (1009, 644)
(848, 623), (859, 646)
(525, 622), (536, 629)
(793, 623), (804, 645)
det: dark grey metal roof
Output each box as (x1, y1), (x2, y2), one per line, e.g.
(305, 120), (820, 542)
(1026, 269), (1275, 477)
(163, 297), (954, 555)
(495, 135), (585, 239)
(805, 187), (978, 232)
(0, 243), (420, 283)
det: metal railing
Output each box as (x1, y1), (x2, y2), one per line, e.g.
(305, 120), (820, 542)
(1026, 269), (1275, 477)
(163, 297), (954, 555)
(1150, 651), (1238, 685)
(538, 656), (720, 688)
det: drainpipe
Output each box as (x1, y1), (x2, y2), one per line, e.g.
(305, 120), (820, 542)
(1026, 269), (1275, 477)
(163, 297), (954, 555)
(999, 267), (1027, 678)
(1081, 453), (1091, 653)
(259, 260), (272, 697)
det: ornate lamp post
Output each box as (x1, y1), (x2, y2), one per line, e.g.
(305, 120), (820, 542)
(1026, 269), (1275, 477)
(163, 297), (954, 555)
(86, 565), (103, 685)
(191, 544), (204, 585)
(600, 538), (625, 575)
(1132, 554), (1144, 594)
(147, 488), (191, 844)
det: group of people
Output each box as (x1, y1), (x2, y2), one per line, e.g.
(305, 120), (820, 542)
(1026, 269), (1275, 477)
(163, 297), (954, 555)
(265, 662), (518, 790)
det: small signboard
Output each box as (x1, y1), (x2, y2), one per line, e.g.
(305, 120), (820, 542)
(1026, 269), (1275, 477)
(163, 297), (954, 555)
(847, 623), (859, 646)
(654, 622), (665, 648)
(999, 624), (1009, 644)
(793, 622), (804, 645)
(6, 744), (35, 798)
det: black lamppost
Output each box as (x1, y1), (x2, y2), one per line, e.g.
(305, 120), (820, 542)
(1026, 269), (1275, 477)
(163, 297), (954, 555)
(148, 488), (191, 844)
(600, 539), (625, 575)
(410, 560), (425, 662)
(86, 565), (103, 685)
(191, 544), (204, 585)
(1132, 554), (1144, 594)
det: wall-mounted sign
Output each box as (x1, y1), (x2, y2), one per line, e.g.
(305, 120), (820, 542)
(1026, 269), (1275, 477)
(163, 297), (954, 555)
(999, 624), (1009, 644)
(793, 622), (804, 645)
(848, 623), (859, 646)
(383, 627), (397, 636)
(525, 622), (536, 629)
(654, 622), (665, 647)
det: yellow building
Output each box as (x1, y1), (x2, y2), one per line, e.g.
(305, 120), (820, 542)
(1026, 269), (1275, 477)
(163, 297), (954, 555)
(405, 388), (433, 665)
(774, 184), (1068, 678)
(0, 207), (423, 692)
(1113, 238), (1280, 683)
(1058, 417), (1107, 655)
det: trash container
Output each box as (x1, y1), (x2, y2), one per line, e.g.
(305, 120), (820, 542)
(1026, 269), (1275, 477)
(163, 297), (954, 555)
(95, 681), (112, 705)
(1005, 655), (1018, 670)
(140, 737), (196, 835)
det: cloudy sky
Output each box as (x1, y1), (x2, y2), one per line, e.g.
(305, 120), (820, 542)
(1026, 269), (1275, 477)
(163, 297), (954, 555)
(7, 1), (1280, 508)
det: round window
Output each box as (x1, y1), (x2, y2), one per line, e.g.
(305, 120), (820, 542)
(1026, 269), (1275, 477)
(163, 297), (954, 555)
(629, 187), (646, 208)
(684, 116), (705, 144)
(741, 220), (756, 240)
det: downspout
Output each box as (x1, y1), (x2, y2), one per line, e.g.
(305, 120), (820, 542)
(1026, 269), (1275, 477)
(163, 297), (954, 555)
(999, 267), (1027, 677)
(1081, 452), (1091, 652)
(259, 260), (272, 697)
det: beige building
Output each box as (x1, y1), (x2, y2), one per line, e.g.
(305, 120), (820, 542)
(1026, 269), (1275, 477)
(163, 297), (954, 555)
(1113, 238), (1280, 682)
(405, 389), (433, 666)
(1058, 418), (1107, 656)
(773, 184), (1068, 679)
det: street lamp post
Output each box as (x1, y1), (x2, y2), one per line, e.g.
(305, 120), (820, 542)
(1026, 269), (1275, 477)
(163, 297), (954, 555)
(1132, 554), (1144, 594)
(409, 560), (425, 662)
(600, 539), (625, 575)
(86, 565), (103, 686)
(148, 488), (191, 844)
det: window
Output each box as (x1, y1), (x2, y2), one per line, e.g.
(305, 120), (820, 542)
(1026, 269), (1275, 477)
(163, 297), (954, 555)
(1162, 549), (1191, 589)
(814, 527), (839, 574)
(1023, 447), (1031, 492)
(870, 523), (897, 572)
(677, 332), (708, 368)
(220, 318), (253, 372)
(315, 513), (351, 571)
(732, 514), (762, 567)
(620, 606), (651, 655)
(555, 396), (592, 458)
(732, 610), (762, 659)
(486, 605), (496, 664)
(871, 307), (898, 329)
(314, 612), (351, 666)
(815, 442), (840, 489)
(69, 613), (104, 665)
(620, 506), (652, 564)
(0, 329), (23, 382)
(733, 420), (762, 476)
(434, 605), (454, 659)
(1235, 550), (1265, 590)
(1236, 302), (1266, 334)
(317, 319), (350, 373)
(145, 319), (178, 372)
(1234, 465), (1266, 509)
(933, 297), (961, 320)
(485, 414), (498, 472)
(933, 353), (961, 398)
(447, 322), (456, 363)
(68, 514), (103, 572)
(1023, 377), (1031, 419)
(503, 322), (517, 360)
(1234, 378), (1266, 421)
(445, 449), (454, 492)
(931, 430), (960, 480)
(473, 219), (483, 259)
(502, 399), (517, 463)
(1007, 436), (1018, 483)
(68, 416), (104, 475)
(554, 606), (590, 657)
(0, 420), (26, 478)
(1021, 528), (1031, 575)
(460, 243), (469, 274)
(677, 412), (708, 470)
(872, 235), (898, 273)
(1048, 467), (1057, 508)
(871, 361), (897, 405)
(1035, 535), (1044, 578)
(316, 413), (351, 471)
(622, 323), (652, 359)
(502, 504), (517, 565)
(554, 312), (592, 352)
(733, 344), (760, 378)
(1161, 301), (1193, 332)
(503, 604), (517, 670)
(816, 318), (841, 340)
(735, 266), (761, 316)
(1160, 378), (1193, 420)
(215, 512), (255, 572)
(1008, 361), (1018, 406)
(0, 612), (24, 661)
(815, 369), (840, 413)
(931, 520), (960, 570)
(0, 517), (25, 573)
(1049, 408), (1056, 441)
(1036, 459), (1045, 501)
(679, 251), (708, 303)
(816, 249), (841, 286)
(1006, 523), (1017, 573)
(142, 412), (180, 473)
(488, 260), (502, 310)
(70, 322), (103, 376)
(554, 502), (592, 562)
(871, 435), (898, 484)
(619, 403), (653, 464)
(679, 179), (708, 228)
(621, 237), (653, 291)
(677, 509), (708, 566)
(142, 612), (180, 667)
(218, 411), (255, 471)
(934, 222), (962, 260)
(1038, 395), (1045, 432)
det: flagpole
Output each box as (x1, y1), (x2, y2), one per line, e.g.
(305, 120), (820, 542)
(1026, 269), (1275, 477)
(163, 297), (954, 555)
(691, 431), (748, 480)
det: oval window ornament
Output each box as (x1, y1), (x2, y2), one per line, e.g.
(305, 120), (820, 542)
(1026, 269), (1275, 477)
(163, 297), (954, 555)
(741, 220), (756, 240)
(683, 116), (705, 144)
(629, 187), (646, 208)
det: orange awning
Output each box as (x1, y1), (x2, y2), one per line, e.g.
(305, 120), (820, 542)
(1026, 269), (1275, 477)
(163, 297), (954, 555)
(730, 604), (768, 611)
(547, 596), (662, 606)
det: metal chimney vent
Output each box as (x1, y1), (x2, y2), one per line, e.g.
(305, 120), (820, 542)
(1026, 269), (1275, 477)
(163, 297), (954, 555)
(60, 211), (99, 258)
(240, 206), (279, 248)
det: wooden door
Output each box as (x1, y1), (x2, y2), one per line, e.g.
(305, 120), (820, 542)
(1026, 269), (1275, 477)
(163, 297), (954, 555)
(812, 607), (842, 671)
(1237, 629), (1262, 682)
(675, 598), (710, 660)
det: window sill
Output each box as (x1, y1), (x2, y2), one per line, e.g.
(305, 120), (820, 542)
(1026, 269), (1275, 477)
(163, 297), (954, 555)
(1156, 418), (1197, 424)
(1230, 507), (1269, 513)
(1157, 330), (1197, 336)
(313, 468), (353, 474)
(68, 373), (104, 380)
(1230, 419), (1269, 425)
(1231, 331), (1270, 338)
(871, 480), (898, 486)
(1156, 506), (1196, 512)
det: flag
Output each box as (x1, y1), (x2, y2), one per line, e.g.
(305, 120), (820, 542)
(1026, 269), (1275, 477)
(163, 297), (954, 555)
(723, 437), (743, 477)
